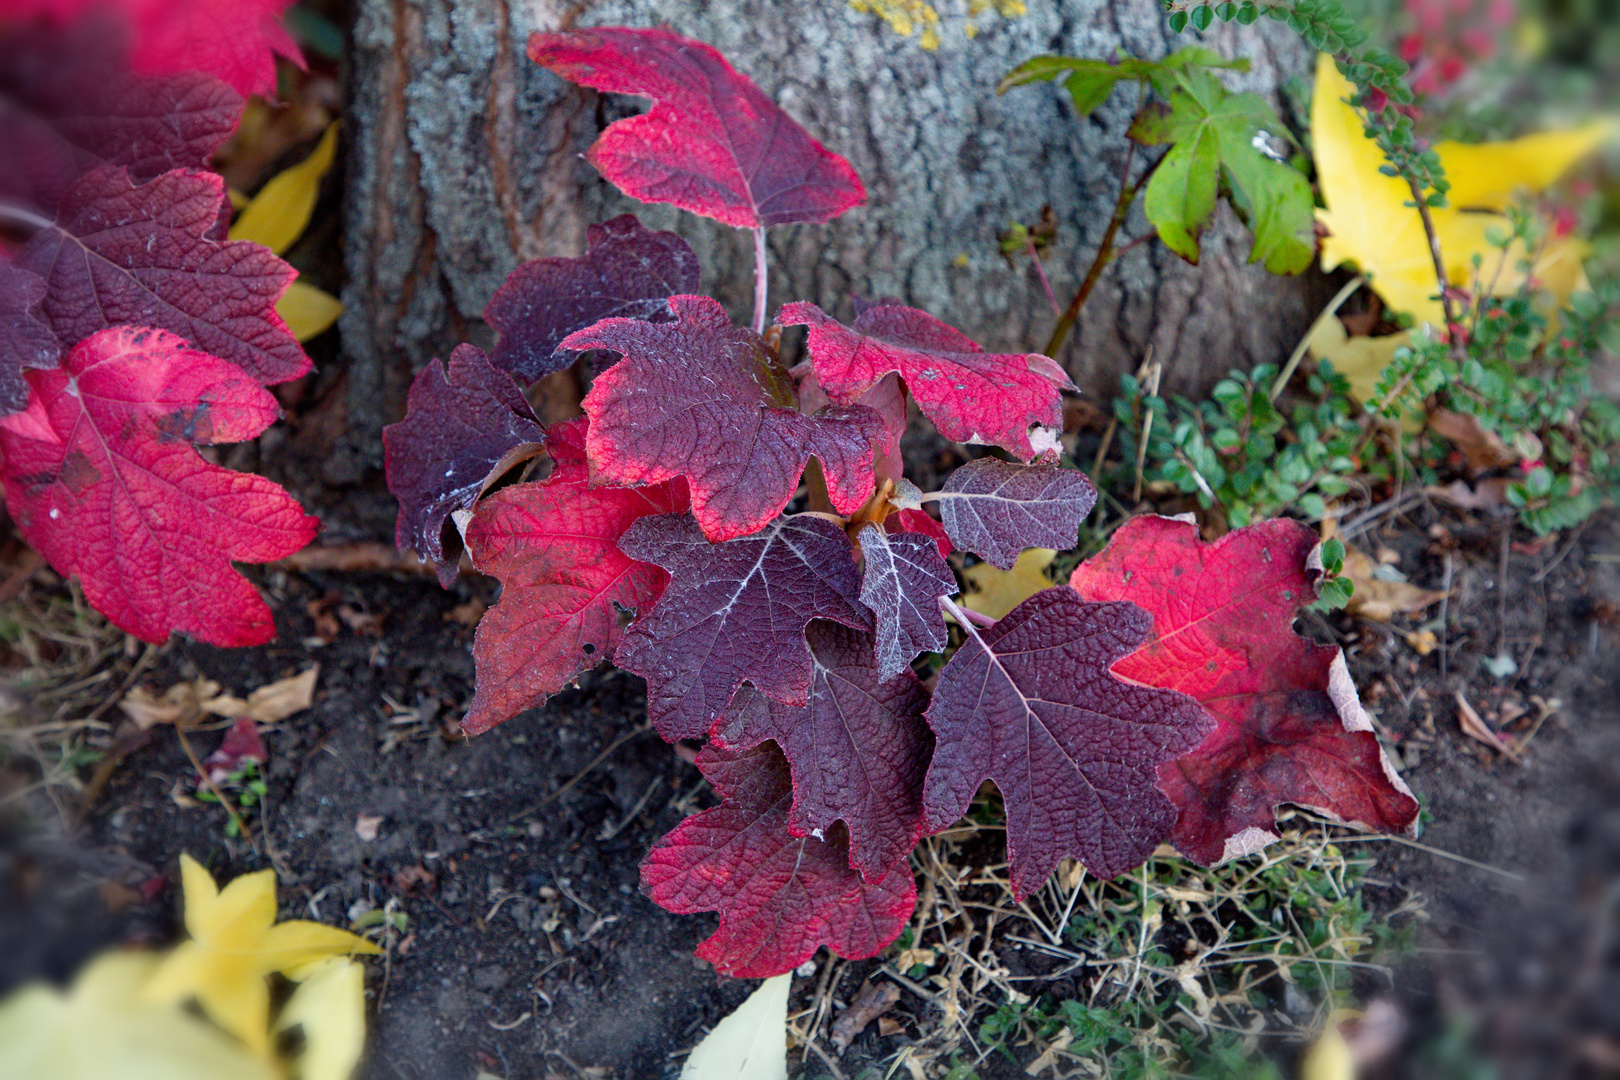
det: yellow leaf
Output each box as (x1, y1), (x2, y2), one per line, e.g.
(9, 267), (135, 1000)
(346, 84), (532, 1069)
(231, 121), (340, 256)
(1303, 308), (1414, 406)
(961, 548), (1056, 621)
(1312, 54), (1612, 325)
(278, 959), (368, 1080)
(1300, 1020), (1355, 1080)
(0, 953), (278, 1080)
(681, 972), (790, 1080)
(278, 278), (344, 341)
(144, 854), (380, 1055)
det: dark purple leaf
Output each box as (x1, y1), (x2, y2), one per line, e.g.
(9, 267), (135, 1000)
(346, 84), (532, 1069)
(934, 458), (1098, 570)
(383, 344), (546, 586)
(484, 214), (700, 381)
(642, 742), (915, 978)
(856, 525), (954, 680)
(924, 588), (1213, 896)
(616, 513), (872, 741)
(0, 261), (59, 415)
(572, 294), (884, 541)
(715, 622), (933, 879)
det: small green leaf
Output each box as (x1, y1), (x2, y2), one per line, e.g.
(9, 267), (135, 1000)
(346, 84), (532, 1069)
(1236, 3), (1259, 22)
(1169, 9), (1190, 32)
(1191, 5), (1215, 31)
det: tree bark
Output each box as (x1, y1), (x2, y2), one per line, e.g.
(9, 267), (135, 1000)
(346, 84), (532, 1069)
(338, 0), (1325, 478)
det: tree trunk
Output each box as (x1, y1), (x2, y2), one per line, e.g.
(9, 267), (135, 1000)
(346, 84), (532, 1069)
(337, 0), (1324, 478)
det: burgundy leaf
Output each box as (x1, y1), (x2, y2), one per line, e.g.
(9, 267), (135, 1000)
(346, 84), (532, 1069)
(383, 344), (546, 586)
(0, 18), (242, 214)
(484, 214), (700, 381)
(715, 622), (933, 879)
(616, 512), (873, 742)
(797, 368), (906, 484)
(0, 261), (59, 415)
(642, 742), (916, 978)
(934, 458), (1097, 570)
(460, 418), (688, 736)
(528, 27), (864, 229)
(15, 166), (307, 385)
(856, 525), (954, 680)
(571, 295), (884, 541)
(924, 589), (1213, 896)
(1068, 516), (1420, 864)
(779, 301), (1075, 461)
(0, 325), (317, 646)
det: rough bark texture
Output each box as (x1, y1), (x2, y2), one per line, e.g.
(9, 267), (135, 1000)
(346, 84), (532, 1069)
(339, 0), (1324, 476)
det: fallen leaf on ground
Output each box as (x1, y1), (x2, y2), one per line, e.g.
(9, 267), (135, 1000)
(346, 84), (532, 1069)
(960, 548), (1057, 620)
(1455, 690), (1520, 760)
(831, 981), (901, 1051)
(680, 972), (790, 1080)
(202, 719), (267, 784)
(1425, 479), (1511, 511)
(1303, 308), (1414, 407)
(204, 666), (320, 723)
(1426, 409), (1522, 471)
(1342, 545), (1448, 621)
(143, 854), (380, 1054)
(276, 957), (368, 1080)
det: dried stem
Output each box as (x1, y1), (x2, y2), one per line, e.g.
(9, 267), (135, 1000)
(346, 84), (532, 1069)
(751, 226), (769, 336)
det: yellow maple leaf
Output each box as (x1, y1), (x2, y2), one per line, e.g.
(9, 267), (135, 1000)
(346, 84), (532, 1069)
(961, 548), (1057, 620)
(278, 958), (369, 1080)
(144, 854), (381, 1055)
(0, 953), (278, 1080)
(1312, 53), (1612, 325)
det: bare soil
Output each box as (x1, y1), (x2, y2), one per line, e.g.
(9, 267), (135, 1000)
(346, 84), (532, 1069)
(2, 501), (1616, 1080)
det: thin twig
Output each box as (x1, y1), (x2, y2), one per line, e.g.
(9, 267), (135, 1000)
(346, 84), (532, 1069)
(1271, 276), (1365, 401)
(174, 723), (258, 853)
(751, 226), (769, 336)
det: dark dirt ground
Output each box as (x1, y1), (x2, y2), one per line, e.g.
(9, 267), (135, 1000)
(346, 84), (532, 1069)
(2, 489), (1617, 1080)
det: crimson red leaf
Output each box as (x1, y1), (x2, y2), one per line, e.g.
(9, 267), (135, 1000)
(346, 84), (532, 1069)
(528, 27), (864, 229)
(887, 508), (952, 560)
(0, 325), (317, 645)
(714, 622), (933, 879)
(0, 261), (59, 415)
(616, 512), (873, 742)
(484, 214), (700, 381)
(856, 525), (954, 681)
(383, 344), (546, 586)
(642, 741), (916, 978)
(934, 458), (1097, 570)
(1068, 516), (1420, 864)
(779, 302), (1075, 461)
(924, 589), (1213, 896)
(572, 295), (884, 541)
(15, 166), (308, 385)
(460, 418), (688, 736)
(0, 18), (242, 214)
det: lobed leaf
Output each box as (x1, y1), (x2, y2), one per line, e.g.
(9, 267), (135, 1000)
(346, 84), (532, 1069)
(15, 166), (309, 385)
(923, 589), (1213, 896)
(383, 344), (546, 586)
(528, 27), (864, 229)
(1069, 515), (1420, 864)
(572, 295), (884, 541)
(856, 525), (954, 681)
(616, 513), (872, 742)
(715, 622), (934, 879)
(641, 742), (915, 978)
(779, 301), (1074, 461)
(0, 261), (59, 416)
(484, 214), (700, 381)
(459, 418), (688, 736)
(932, 457), (1097, 570)
(0, 326), (317, 646)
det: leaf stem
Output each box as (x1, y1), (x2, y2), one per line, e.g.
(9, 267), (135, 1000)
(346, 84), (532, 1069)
(0, 201), (56, 233)
(1027, 237), (1062, 317)
(1045, 144), (1162, 358)
(751, 226), (769, 336)
(940, 593), (997, 631)
(1270, 275), (1366, 402)
(1403, 176), (1468, 364)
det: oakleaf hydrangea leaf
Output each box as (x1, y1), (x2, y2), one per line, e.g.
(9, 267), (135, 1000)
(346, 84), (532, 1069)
(485, 214), (700, 381)
(932, 458), (1096, 570)
(715, 623), (933, 879)
(1068, 515), (1420, 864)
(528, 27), (864, 228)
(616, 513), (872, 742)
(856, 525), (954, 681)
(572, 295), (884, 541)
(383, 344), (546, 586)
(642, 742), (915, 978)
(924, 589), (1213, 896)
(779, 301), (1074, 461)
(460, 418), (688, 736)
(15, 166), (308, 385)
(0, 261), (59, 416)
(0, 326), (317, 646)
